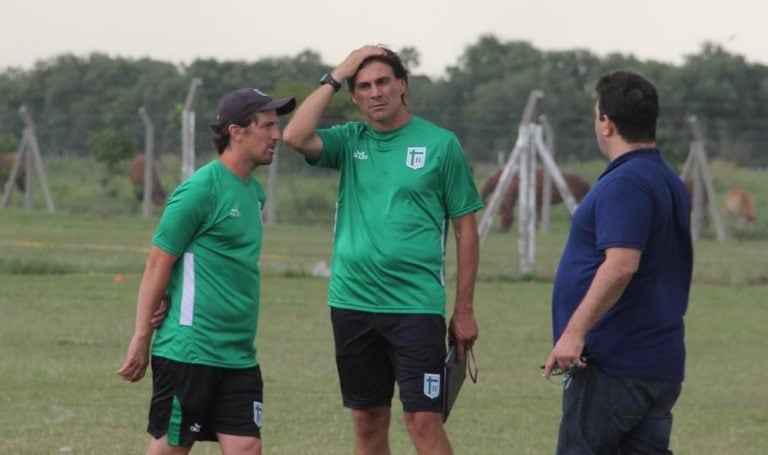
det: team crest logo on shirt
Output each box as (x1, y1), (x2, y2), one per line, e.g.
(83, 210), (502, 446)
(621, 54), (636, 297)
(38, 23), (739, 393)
(406, 147), (426, 169)
(423, 373), (441, 399)
(253, 401), (264, 427)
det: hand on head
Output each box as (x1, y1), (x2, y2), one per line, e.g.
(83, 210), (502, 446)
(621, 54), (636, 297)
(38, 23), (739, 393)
(334, 46), (389, 82)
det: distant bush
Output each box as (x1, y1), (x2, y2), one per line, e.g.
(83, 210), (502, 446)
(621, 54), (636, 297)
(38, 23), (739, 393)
(0, 256), (76, 274)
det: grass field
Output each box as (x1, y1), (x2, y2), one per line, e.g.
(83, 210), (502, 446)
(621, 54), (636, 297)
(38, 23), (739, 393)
(1, 207), (766, 454)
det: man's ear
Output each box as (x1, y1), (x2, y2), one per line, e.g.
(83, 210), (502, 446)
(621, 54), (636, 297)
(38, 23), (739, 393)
(228, 124), (243, 141)
(599, 115), (615, 138)
(227, 123), (239, 138)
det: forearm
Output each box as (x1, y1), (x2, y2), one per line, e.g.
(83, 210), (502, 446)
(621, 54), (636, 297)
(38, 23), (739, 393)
(454, 232), (479, 315)
(282, 84), (336, 159)
(448, 214), (480, 357)
(132, 247), (175, 340)
(562, 248), (639, 338)
(132, 278), (165, 340)
(543, 248), (640, 376)
(452, 214), (480, 316)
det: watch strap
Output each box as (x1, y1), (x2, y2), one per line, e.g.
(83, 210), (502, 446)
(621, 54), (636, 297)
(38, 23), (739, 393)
(319, 73), (342, 92)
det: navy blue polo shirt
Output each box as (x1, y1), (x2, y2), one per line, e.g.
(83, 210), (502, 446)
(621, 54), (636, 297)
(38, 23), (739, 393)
(552, 148), (693, 381)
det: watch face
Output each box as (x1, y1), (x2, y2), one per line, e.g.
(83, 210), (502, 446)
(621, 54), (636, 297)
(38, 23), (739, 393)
(320, 73), (341, 91)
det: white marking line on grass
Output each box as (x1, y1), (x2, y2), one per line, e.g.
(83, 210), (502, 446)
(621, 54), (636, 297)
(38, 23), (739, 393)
(10, 406), (75, 431)
(3, 239), (149, 254)
(3, 239), (297, 261)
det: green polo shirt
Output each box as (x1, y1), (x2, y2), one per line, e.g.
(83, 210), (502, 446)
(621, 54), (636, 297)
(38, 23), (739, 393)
(314, 116), (483, 315)
(151, 160), (265, 368)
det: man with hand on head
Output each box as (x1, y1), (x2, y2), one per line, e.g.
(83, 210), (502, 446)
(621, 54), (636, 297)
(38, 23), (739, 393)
(284, 45), (483, 455)
(543, 69), (693, 454)
(118, 87), (295, 455)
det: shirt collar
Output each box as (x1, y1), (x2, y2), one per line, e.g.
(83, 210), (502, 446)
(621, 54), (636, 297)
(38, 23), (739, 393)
(600, 147), (660, 179)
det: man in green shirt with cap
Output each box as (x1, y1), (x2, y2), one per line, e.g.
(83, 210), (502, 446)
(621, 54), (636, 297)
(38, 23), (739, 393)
(119, 87), (295, 455)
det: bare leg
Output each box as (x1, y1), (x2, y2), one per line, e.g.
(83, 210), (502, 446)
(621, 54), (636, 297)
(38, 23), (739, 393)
(403, 411), (452, 455)
(146, 435), (192, 455)
(351, 406), (391, 455)
(218, 433), (262, 455)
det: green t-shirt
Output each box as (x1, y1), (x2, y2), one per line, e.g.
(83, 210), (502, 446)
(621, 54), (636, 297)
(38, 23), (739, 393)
(151, 160), (265, 368)
(314, 116), (483, 315)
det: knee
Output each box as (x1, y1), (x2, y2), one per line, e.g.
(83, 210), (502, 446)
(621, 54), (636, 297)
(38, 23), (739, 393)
(352, 407), (390, 438)
(403, 411), (443, 439)
(217, 434), (261, 455)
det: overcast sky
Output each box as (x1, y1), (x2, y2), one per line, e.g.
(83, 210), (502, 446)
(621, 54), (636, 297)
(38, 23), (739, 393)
(1, 0), (765, 77)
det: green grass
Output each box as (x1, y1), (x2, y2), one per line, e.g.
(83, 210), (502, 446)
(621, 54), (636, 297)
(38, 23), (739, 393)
(1, 154), (341, 224)
(0, 208), (767, 453)
(12, 155), (767, 235)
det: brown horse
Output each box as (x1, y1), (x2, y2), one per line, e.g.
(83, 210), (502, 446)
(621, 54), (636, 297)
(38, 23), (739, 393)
(724, 188), (757, 228)
(0, 152), (25, 191)
(130, 154), (166, 206)
(480, 168), (591, 232)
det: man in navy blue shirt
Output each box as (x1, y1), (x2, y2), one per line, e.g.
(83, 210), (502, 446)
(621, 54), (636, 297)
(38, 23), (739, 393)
(543, 69), (693, 454)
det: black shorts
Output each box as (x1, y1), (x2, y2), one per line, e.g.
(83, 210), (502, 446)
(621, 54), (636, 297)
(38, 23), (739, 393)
(330, 308), (447, 413)
(148, 356), (263, 446)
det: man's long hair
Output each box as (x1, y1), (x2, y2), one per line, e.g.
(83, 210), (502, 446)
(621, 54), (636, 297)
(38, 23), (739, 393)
(347, 47), (409, 105)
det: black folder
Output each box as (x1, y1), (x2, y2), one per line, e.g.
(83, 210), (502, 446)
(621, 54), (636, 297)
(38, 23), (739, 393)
(442, 341), (467, 422)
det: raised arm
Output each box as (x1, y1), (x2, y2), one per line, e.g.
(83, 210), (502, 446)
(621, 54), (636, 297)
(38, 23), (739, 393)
(283, 45), (387, 160)
(117, 246), (178, 382)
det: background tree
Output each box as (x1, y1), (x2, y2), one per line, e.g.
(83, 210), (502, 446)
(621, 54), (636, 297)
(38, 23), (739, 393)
(0, 129), (16, 152)
(398, 46), (421, 71)
(675, 43), (768, 166)
(0, 38), (766, 168)
(88, 127), (136, 215)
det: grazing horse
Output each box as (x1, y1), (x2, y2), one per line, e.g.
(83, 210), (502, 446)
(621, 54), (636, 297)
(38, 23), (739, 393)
(480, 168), (591, 232)
(129, 154), (166, 206)
(724, 188), (757, 228)
(0, 152), (25, 191)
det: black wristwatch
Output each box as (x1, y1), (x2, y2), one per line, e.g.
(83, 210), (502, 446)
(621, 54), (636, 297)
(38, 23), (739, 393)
(319, 73), (342, 92)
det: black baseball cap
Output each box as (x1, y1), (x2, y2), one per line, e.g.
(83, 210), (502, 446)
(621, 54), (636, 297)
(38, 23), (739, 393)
(216, 88), (296, 126)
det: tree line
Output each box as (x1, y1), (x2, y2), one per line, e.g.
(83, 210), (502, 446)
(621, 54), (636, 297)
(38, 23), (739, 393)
(1, 35), (766, 169)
